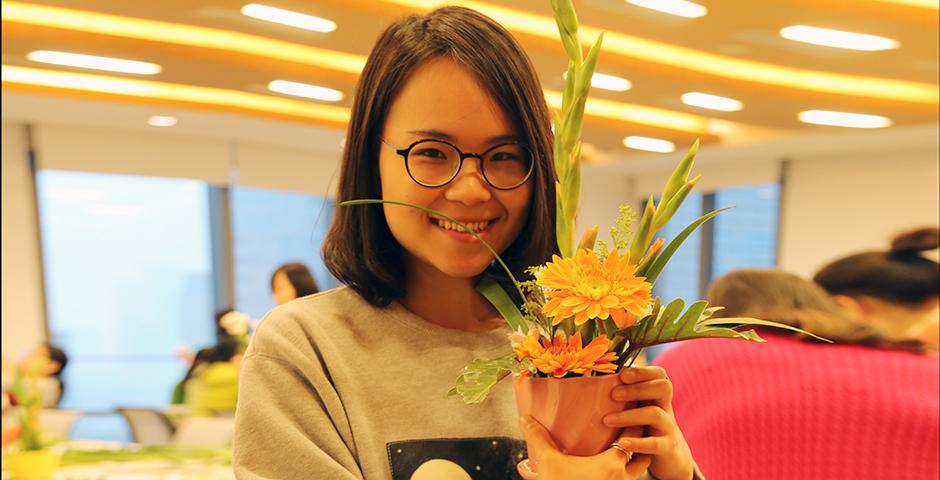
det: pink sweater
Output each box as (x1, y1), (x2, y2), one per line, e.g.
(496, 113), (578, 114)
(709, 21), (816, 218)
(655, 333), (939, 479)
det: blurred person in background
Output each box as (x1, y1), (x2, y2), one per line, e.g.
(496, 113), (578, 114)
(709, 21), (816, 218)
(18, 344), (68, 408)
(185, 338), (240, 416)
(270, 262), (319, 306)
(170, 346), (214, 405)
(655, 269), (938, 479)
(814, 227), (939, 348)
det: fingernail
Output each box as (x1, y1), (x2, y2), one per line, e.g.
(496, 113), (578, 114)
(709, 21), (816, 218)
(621, 368), (636, 380)
(602, 415), (614, 427)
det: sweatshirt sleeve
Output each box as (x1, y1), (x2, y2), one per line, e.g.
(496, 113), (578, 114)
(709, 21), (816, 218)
(233, 315), (363, 479)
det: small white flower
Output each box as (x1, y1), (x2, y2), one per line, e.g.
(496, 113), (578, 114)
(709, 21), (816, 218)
(220, 311), (251, 337)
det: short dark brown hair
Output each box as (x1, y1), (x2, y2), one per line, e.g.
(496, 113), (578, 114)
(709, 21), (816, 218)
(270, 262), (319, 298)
(709, 269), (927, 351)
(322, 6), (557, 307)
(814, 227), (939, 306)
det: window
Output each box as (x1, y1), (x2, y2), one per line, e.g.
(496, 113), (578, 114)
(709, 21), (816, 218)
(231, 187), (335, 320)
(36, 171), (216, 440)
(712, 184), (780, 279)
(645, 183), (780, 362)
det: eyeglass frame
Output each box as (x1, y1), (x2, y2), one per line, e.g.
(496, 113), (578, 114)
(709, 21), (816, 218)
(379, 137), (535, 190)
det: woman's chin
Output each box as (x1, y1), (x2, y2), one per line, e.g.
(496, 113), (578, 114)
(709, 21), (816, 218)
(433, 258), (494, 280)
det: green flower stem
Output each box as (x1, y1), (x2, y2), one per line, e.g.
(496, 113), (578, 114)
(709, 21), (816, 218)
(551, 0), (604, 258)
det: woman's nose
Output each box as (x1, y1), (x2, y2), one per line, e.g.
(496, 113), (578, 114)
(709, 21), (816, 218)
(444, 157), (492, 205)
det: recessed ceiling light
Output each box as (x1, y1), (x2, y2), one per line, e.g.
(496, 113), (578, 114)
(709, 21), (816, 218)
(875, 0), (939, 8)
(590, 73), (632, 92)
(681, 92), (744, 112)
(268, 80), (343, 102)
(147, 115), (177, 127)
(780, 25), (899, 51)
(241, 3), (336, 33)
(26, 50), (161, 75)
(623, 136), (676, 153)
(2, 65), (351, 126)
(565, 71), (632, 92)
(798, 110), (893, 128)
(626, 0), (707, 18)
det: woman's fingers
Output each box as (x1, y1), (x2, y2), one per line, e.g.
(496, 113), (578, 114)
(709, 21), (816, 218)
(603, 405), (675, 434)
(519, 416), (560, 463)
(614, 436), (680, 456)
(516, 459), (538, 480)
(610, 378), (673, 409)
(625, 453), (653, 479)
(619, 366), (668, 384)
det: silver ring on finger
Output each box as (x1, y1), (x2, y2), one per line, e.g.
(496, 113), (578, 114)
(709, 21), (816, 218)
(609, 442), (633, 464)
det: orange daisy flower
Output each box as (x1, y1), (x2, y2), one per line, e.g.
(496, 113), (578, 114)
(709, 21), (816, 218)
(513, 332), (618, 378)
(537, 248), (652, 327)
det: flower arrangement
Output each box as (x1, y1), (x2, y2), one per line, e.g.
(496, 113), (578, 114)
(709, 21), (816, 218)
(341, 0), (821, 406)
(218, 310), (254, 354)
(2, 357), (53, 451)
(441, 0), (821, 404)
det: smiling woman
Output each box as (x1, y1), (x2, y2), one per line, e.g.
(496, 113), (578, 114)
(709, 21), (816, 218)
(231, 2), (703, 478)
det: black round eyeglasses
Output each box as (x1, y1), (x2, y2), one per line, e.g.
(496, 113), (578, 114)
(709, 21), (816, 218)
(380, 138), (534, 190)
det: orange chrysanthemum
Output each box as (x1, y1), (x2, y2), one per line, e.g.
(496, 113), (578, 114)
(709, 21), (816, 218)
(513, 332), (618, 378)
(537, 248), (652, 327)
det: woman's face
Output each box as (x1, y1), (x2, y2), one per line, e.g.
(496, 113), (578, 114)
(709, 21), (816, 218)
(379, 57), (532, 280)
(272, 270), (297, 305)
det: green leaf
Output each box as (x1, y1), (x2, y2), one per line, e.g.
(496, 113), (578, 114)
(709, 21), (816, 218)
(618, 300), (831, 360)
(699, 317), (832, 343)
(477, 276), (528, 333)
(653, 175), (700, 230)
(641, 207), (732, 283)
(628, 195), (656, 261)
(447, 352), (525, 404)
(551, 0), (582, 64)
(555, 187), (573, 258)
(660, 139), (699, 205)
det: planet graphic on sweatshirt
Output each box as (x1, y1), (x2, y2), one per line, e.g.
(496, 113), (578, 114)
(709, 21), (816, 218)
(409, 459), (472, 480)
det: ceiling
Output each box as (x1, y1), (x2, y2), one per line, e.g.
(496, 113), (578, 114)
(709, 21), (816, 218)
(2, 0), (938, 162)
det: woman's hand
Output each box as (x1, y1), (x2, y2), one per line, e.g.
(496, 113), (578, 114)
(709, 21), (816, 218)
(518, 415), (652, 480)
(603, 366), (694, 480)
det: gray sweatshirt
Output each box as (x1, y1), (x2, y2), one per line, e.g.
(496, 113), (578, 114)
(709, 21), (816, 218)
(233, 287), (526, 479)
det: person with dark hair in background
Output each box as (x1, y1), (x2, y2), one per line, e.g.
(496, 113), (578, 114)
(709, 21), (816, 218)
(655, 269), (939, 480)
(11, 343), (69, 408)
(186, 339), (240, 416)
(233, 6), (696, 480)
(814, 227), (939, 347)
(170, 347), (214, 405)
(42, 344), (68, 407)
(270, 262), (319, 306)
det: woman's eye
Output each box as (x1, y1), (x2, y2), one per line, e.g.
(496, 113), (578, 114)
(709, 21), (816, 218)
(414, 148), (445, 158)
(490, 152), (519, 161)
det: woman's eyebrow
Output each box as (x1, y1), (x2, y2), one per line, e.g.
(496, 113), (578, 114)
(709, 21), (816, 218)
(406, 129), (520, 144)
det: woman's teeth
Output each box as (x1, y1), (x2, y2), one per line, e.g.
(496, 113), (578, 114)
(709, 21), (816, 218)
(433, 218), (490, 233)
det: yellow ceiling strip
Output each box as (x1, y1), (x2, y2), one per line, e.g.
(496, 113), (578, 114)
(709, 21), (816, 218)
(0, 2), (712, 132)
(384, 0), (938, 105)
(1, 65), (352, 124)
(1, 1), (366, 74)
(543, 90), (708, 133)
(0, 64), (705, 133)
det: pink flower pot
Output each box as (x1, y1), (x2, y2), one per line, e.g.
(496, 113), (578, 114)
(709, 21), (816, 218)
(514, 373), (642, 469)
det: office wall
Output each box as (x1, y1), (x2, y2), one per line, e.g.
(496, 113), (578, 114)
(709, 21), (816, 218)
(779, 146), (939, 276)
(1, 122), (47, 360)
